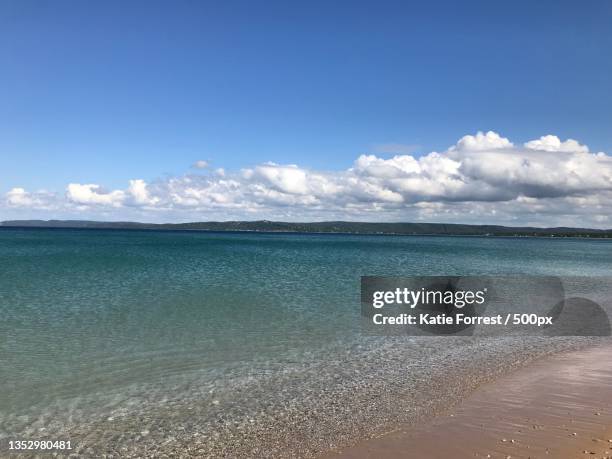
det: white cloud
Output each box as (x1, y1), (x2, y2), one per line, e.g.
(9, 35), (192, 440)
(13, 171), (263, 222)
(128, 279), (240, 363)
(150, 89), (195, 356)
(524, 135), (589, 153)
(6, 188), (56, 209)
(66, 184), (125, 207)
(355, 154), (422, 178)
(4, 131), (612, 228)
(127, 179), (159, 206)
(6, 188), (35, 207)
(453, 130), (513, 151)
(192, 160), (209, 169)
(249, 163), (310, 195)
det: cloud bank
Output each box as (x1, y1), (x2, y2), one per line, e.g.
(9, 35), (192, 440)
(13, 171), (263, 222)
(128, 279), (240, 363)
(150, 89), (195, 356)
(4, 132), (612, 228)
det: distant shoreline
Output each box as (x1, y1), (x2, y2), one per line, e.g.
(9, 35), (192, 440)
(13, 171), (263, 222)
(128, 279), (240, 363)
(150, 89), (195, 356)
(4, 225), (612, 241)
(2, 219), (612, 239)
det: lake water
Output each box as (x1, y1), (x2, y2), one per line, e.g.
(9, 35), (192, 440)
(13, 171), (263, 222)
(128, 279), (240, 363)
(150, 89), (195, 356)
(1, 228), (611, 452)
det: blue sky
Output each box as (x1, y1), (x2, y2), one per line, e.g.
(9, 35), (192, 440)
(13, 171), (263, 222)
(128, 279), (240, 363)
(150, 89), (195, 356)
(1, 0), (612, 225)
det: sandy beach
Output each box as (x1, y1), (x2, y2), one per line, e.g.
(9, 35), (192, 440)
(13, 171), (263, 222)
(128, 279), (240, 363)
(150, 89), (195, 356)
(324, 343), (612, 459)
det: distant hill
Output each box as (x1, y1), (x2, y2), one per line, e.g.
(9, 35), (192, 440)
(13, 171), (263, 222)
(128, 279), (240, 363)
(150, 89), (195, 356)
(2, 219), (612, 238)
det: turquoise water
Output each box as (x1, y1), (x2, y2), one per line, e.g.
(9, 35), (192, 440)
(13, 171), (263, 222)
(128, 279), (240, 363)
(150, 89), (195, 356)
(1, 228), (611, 429)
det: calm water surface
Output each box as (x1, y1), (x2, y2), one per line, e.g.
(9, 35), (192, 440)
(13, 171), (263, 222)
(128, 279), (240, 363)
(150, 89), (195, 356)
(1, 228), (611, 417)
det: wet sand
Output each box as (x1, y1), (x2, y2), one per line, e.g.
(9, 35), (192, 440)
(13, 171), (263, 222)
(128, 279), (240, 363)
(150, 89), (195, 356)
(324, 344), (612, 459)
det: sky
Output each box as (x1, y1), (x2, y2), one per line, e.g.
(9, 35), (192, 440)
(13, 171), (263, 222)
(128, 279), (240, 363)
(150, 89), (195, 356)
(1, 0), (612, 227)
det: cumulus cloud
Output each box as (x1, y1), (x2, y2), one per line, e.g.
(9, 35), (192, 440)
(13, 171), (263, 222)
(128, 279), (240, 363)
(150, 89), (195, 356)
(4, 131), (612, 228)
(6, 188), (57, 209)
(248, 164), (310, 195)
(453, 130), (513, 151)
(6, 188), (36, 207)
(66, 184), (125, 206)
(127, 179), (159, 206)
(524, 135), (589, 153)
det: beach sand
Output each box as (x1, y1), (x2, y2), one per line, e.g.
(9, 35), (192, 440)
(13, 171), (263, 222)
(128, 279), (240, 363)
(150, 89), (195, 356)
(323, 344), (612, 459)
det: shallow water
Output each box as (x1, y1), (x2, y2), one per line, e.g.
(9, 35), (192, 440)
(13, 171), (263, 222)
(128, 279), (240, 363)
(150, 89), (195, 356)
(1, 228), (611, 450)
